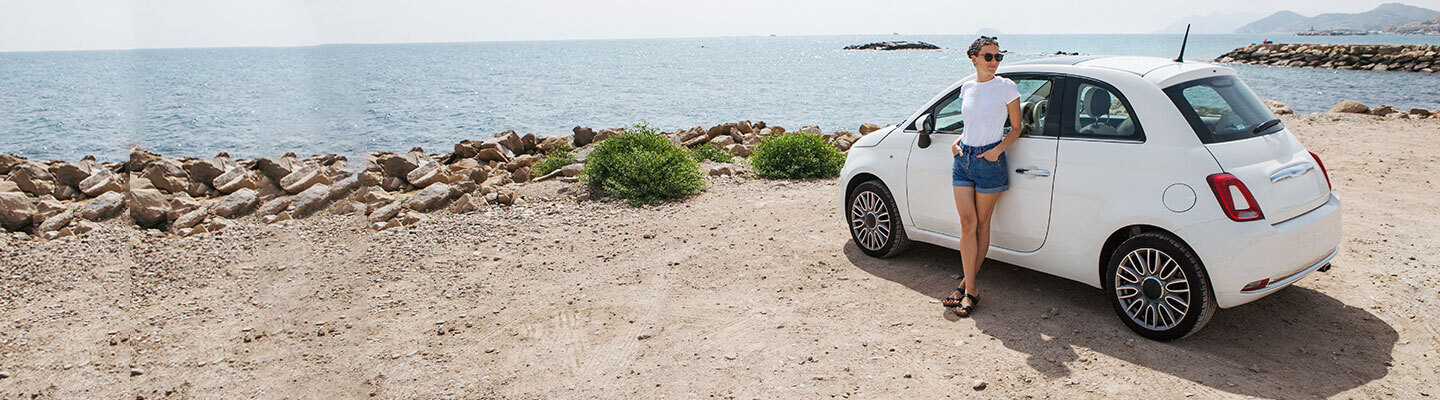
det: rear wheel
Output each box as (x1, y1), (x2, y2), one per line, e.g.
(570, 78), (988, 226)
(847, 180), (910, 258)
(1104, 232), (1217, 341)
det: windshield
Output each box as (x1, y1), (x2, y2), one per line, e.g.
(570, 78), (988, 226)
(1163, 76), (1282, 144)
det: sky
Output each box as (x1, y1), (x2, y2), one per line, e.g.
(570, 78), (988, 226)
(2, 0), (1438, 52)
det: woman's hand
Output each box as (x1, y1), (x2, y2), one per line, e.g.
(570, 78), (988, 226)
(951, 139), (963, 156)
(977, 149), (1001, 161)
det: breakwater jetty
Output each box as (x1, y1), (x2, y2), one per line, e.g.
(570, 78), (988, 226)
(1215, 44), (1439, 73)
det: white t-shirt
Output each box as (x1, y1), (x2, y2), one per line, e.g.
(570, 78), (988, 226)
(958, 76), (1021, 146)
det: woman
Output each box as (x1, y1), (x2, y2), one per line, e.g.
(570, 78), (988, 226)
(941, 36), (1022, 317)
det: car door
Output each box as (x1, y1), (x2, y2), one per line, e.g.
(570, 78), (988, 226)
(905, 75), (1061, 252)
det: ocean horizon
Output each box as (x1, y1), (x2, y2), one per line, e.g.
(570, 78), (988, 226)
(3, 33), (1439, 162)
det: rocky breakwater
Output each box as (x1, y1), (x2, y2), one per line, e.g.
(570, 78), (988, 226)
(844, 41), (940, 51)
(1216, 44), (1440, 73)
(0, 121), (890, 241)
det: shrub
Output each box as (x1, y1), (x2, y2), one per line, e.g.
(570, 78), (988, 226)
(533, 144), (576, 177)
(583, 122), (704, 205)
(688, 142), (734, 163)
(749, 132), (846, 179)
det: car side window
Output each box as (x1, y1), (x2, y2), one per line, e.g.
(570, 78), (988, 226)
(930, 90), (964, 133)
(1006, 77), (1057, 137)
(1064, 80), (1143, 141)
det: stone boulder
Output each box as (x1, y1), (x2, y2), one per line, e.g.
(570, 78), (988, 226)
(380, 151), (425, 178)
(170, 208), (208, 231)
(710, 136), (736, 147)
(367, 201), (402, 223)
(1409, 108), (1432, 117)
(559, 163), (584, 177)
(573, 126), (596, 147)
(1262, 100), (1294, 115)
(1371, 105), (1397, 116)
(859, 123), (882, 134)
(80, 192), (125, 221)
(495, 130), (525, 154)
(125, 148), (162, 173)
(185, 180), (218, 198)
(290, 183), (332, 217)
(214, 188), (259, 218)
(0, 192), (36, 231)
(407, 182), (455, 211)
(256, 197), (292, 217)
(453, 140), (481, 159)
(124, 189), (170, 228)
(725, 144), (753, 158)
(78, 168), (125, 197)
(1330, 101), (1370, 114)
(255, 153), (300, 182)
(327, 175), (361, 201)
(185, 157), (230, 187)
(594, 128), (622, 144)
(51, 159), (97, 188)
(8, 162), (56, 197)
(707, 163), (744, 176)
(405, 161), (450, 188)
(280, 163), (331, 194)
(521, 133), (539, 154)
(538, 136), (571, 153)
(0, 153), (26, 175)
(142, 159), (190, 193)
(213, 166), (258, 194)
(449, 192), (482, 214)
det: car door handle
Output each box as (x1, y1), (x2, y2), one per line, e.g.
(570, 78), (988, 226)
(1015, 168), (1051, 177)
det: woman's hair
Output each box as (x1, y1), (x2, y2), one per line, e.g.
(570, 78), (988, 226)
(967, 36), (999, 57)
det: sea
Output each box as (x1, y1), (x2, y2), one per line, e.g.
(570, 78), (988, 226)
(2, 33), (1439, 162)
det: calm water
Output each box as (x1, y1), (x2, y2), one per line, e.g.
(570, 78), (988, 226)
(3, 34), (1439, 162)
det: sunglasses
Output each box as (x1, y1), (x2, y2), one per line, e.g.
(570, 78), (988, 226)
(980, 53), (1004, 62)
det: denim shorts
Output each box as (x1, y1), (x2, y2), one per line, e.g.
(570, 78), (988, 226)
(952, 141), (1009, 194)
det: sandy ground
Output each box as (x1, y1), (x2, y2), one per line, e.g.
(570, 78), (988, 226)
(1, 113), (1437, 399)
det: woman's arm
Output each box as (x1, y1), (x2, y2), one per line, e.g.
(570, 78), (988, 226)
(979, 98), (1023, 161)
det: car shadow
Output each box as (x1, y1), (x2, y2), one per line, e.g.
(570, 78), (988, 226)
(844, 241), (1396, 399)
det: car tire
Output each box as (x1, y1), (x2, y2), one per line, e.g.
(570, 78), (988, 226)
(1104, 232), (1218, 341)
(846, 180), (910, 258)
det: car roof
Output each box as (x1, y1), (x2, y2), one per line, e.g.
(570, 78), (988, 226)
(1006, 55), (1236, 87)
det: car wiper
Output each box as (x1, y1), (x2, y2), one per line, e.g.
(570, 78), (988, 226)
(1252, 118), (1282, 134)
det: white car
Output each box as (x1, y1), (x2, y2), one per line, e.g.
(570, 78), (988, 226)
(840, 55), (1343, 341)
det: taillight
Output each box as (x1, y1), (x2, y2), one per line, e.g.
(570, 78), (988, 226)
(1309, 151), (1332, 191)
(1207, 173), (1264, 222)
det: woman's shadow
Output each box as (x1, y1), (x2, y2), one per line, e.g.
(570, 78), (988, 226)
(845, 241), (1396, 399)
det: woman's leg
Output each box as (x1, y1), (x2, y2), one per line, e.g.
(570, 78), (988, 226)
(952, 186), (979, 303)
(973, 191), (1003, 277)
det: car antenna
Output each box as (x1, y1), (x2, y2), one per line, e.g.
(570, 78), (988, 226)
(1174, 24), (1191, 63)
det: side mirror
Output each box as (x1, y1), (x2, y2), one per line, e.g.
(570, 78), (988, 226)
(914, 113), (932, 148)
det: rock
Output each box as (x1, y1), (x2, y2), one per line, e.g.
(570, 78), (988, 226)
(710, 136), (736, 147)
(255, 154), (300, 182)
(185, 180), (218, 198)
(142, 159), (190, 193)
(0, 153), (26, 175)
(972, 379), (987, 390)
(538, 136), (570, 153)
(52, 184), (81, 201)
(1371, 105), (1397, 116)
(408, 182), (455, 211)
(1330, 101), (1370, 114)
(559, 163), (584, 177)
(453, 140), (480, 159)
(36, 209), (75, 234)
(708, 163), (742, 176)
(212, 166), (258, 194)
(253, 173), (286, 201)
(594, 128), (623, 144)
(725, 144), (753, 158)
(280, 163), (331, 194)
(256, 196), (293, 217)
(449, 193), (482, 213)
(8, 162), (56, 197)
(78, 168), (125, 197)
(475, 142), (515, 163)
(1262, 100), (1294, 115)
(125, 148), (162, 172)
(125, 189), (170, 228)
(495, 130), (525, 154)
(80, 192), (125, 221)
(127, 173), (155, 191)
(290, 183), (332, 217)
(573, 126), (596, 147)
(681, 134), (711, 148)
(214, 188), (259, 218)
(1409, 108), (1432, 117)
(401, 211), (429, 226)
(706, 123), (734, 139)
(51, 160), (96, 188)
(495, 189), (517, 206)
(380, 176), (408, 192)
(482, 169), (513, 189)
(130, 368), (143, 376)
(844, 41), (941, 51)
(405, 161), (449, 188)
(327, 175), (360, 201)
(0, 181), (18, 193)
(207, 217), (235, 233)
(859, 123), (882, 134)
(186, 157), (228, 186)
(512, 167), (532, 183)
(0, 192), (37, 231)
(798, 125), (822, 135)
(506, 154), (540, 171)
(368, 201), (402, 223)
(380, 151), (424, 178)
(521, 133), (539, 154)
(357, 171), (383, 187)
(357, 187), (395, 209)
(171, 207), (208, 231)
(261, 212), (291, 225)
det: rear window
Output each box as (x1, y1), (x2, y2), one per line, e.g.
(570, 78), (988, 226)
(1163, 76), (1282, 144)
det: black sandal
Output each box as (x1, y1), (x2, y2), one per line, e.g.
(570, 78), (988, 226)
(942, 288), (966, 308)
(954, 294), (979, 317)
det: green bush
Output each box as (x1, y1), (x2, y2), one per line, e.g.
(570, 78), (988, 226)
(688, 142), (734, 163)
(533, 144), (576, 176)
(750, 133), (846, 179)
(583, 122), (705, 205)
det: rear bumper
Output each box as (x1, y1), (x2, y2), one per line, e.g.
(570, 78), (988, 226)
(1178, 193), (1343, 308)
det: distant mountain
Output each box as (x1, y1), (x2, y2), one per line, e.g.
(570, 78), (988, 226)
(1157, 12), (1268, 34)
(1235, 3), (1440, 34)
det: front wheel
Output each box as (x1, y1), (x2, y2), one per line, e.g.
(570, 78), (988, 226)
(1104, 232), (1217, 341)
(846, 180), (910, 258)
